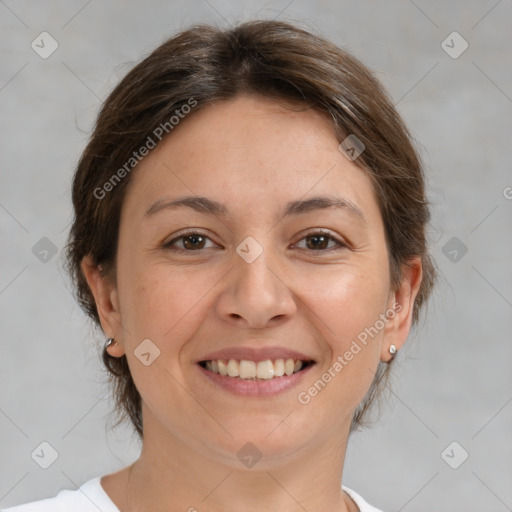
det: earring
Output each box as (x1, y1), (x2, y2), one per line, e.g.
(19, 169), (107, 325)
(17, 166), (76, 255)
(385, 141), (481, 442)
(389, 344), (397, 355)
(105, 337), (117, 348)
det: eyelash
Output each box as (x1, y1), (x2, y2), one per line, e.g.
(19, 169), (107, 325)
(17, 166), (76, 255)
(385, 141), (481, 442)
(163, 230), (347, 253)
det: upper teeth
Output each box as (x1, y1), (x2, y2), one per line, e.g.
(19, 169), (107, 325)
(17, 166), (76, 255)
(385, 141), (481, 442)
(204, 358), (305, 379)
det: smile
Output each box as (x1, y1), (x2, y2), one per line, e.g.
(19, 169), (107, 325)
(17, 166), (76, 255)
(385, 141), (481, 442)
(199, 358), (315, 380)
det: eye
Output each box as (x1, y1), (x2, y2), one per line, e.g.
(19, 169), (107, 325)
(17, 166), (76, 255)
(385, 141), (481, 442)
(163, 231), (218, 251)
(163, 229), (346, 253)
(293, 230), (346, 252)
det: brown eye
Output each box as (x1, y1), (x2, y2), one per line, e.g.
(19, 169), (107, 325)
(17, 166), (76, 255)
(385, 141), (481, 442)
(164, 232), (216, 251)
(182, 234), (206, 250)
(305, 234), (329, 250)
(294, 231), (345, 252)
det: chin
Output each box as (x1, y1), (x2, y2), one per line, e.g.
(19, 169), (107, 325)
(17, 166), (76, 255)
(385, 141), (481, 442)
(202, 421), (315, 470)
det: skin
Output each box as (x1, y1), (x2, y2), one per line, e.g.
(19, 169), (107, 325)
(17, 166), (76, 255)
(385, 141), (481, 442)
(82, 95), (422, 512)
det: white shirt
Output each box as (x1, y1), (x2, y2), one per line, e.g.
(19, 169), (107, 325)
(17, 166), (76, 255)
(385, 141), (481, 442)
(2, 477), (384, 512)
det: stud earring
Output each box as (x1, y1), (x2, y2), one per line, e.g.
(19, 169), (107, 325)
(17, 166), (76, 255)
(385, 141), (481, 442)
(105, 337), (117, 348)
(389, 344), (397, 355)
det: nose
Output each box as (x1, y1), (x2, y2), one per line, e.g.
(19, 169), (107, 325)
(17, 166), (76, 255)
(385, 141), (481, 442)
(215, 242), (297, 329)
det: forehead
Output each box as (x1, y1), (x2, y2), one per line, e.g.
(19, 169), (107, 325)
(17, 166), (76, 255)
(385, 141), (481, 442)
(122, 95), (381, 224)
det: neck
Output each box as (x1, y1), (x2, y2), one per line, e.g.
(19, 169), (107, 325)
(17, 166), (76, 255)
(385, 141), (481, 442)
(117, 416), (356, 512)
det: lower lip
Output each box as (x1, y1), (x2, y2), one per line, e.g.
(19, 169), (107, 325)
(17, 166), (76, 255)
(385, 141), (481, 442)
(197, 363), (315, 397)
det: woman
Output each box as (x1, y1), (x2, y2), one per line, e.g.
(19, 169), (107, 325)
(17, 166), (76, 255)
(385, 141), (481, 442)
(6, 19), (435, 512)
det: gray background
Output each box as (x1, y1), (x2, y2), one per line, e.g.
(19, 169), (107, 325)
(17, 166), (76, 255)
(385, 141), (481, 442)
(1, 0), (511, 510)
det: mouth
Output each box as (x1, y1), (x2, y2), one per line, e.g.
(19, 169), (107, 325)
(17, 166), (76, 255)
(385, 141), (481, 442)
(198, 358), (316, 381)
(195, 347), (317, 397)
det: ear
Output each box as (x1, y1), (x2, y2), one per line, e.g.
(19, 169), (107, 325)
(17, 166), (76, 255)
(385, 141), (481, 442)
(381, 257), (423, 362)
(81, 255), (125, 357)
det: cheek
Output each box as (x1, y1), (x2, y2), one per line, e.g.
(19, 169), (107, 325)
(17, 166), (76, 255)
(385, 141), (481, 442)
(117, 264), (216, 416)
(117, 261), (217, 351)
(302, 263), (389, 397)
(114, 229), (191, 336)
(302, 262), (390, 342)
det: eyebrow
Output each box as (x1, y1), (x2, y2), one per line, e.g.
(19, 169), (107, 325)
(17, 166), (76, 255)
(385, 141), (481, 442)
(144, 194), (367, 224)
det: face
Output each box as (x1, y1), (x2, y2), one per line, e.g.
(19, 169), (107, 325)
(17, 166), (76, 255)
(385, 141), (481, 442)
(85, 95), (420, 467)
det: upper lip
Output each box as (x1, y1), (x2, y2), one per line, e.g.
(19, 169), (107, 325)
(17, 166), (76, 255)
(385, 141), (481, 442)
(196, 346), (316, 363)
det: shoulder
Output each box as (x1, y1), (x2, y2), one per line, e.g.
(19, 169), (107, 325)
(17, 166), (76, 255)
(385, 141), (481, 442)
(2, 477), (119, 512)
(343, 486), (385, 512)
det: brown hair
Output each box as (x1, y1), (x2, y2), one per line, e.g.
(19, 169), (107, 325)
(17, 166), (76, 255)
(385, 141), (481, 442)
(65, 20), (436, 438)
